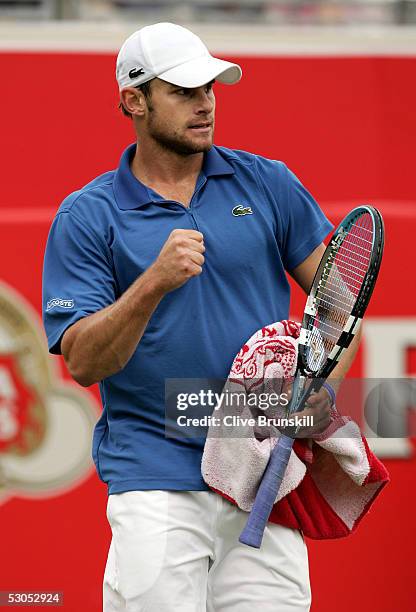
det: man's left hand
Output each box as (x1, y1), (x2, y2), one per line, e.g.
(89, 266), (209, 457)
(292, 387), (333, 438)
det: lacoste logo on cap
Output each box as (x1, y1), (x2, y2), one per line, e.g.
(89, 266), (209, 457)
(129, 67), (145, 79)
(232, 205), (253, 217)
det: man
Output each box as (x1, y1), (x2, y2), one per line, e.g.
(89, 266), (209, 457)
(42, 22), (360, 611)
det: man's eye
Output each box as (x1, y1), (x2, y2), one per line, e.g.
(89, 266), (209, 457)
(176, 89), (189, 96)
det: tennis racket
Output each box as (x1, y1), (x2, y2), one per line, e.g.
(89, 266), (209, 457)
(239, 205), (384, 548)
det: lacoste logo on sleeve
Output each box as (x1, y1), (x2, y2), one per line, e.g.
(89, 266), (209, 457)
(232, 205), (253, 217)
(46, 298), (75, 312)
(129, 67), (145, 79)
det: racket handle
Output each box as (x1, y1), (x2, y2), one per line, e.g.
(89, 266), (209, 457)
(239, 434), (295, 549)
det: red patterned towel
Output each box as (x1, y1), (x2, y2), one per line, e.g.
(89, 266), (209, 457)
(201, 320), (389, 539)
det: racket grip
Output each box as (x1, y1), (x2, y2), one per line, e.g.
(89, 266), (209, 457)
(239, 434), (295, 549)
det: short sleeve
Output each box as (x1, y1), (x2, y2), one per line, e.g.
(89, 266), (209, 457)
(280, 166), (333, 271)
(42, 210), (117, 355)
(255, 156), (333, 271)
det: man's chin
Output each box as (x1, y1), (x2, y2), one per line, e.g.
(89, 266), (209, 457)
(175, 141), (213, 156)
(183, 134), (213, 154)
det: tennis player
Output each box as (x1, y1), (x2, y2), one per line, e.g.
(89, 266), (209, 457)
(42, 22), (361, 612)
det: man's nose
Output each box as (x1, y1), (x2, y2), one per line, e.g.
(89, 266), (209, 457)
(195, 88), (214, 113)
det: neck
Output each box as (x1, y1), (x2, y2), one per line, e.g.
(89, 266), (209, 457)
(131, 134), (204, 187)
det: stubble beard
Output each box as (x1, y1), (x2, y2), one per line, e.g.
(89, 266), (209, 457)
(147, 108), (214, 156)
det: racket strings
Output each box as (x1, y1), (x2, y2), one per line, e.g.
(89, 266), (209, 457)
(308, 212), (374, 364)
(329, 251), (368, 278)
(343, 215), (373, 274)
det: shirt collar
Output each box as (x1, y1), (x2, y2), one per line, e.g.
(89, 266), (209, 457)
(204, 145), (235, 178)
(113, 143), (235, 211)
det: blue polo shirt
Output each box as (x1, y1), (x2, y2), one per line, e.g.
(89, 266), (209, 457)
(42, 143), (332, 494)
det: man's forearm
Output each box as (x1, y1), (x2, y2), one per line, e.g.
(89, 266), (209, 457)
(327, 325), (362, 393)
(61, 266), (164, 387)
(61, 228), (205, 387)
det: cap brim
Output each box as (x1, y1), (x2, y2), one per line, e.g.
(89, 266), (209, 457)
(158, 55), (242, 88)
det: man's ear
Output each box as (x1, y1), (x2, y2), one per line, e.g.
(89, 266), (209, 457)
(119, 87), (147, 117)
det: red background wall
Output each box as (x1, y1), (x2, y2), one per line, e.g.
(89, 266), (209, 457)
(1, 52), (415, 610)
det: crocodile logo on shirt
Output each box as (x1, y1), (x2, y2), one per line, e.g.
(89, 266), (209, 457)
(232, 205), (253, 217)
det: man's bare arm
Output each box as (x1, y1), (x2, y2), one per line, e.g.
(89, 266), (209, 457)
(61, 269), (163, 387)
(61, 229), (205, 387)
(290, 242), (325, 294)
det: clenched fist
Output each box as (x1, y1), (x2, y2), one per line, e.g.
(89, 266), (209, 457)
(149, 229), (205, 294)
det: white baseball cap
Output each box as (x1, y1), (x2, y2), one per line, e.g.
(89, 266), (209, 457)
(116, 22), (242, 90)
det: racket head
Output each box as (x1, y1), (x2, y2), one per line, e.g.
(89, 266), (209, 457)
(298, 205), (384, 377)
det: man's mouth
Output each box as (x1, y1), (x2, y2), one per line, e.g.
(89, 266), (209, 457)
(188, 122), (212, 133)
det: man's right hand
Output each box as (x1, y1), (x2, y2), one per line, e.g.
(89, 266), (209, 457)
(149, 229), (205, 294)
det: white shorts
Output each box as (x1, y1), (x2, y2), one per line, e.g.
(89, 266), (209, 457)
(103, 490), (311, 612)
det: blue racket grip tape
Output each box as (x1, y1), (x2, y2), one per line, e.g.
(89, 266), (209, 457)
(239, 434), (295, 548)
